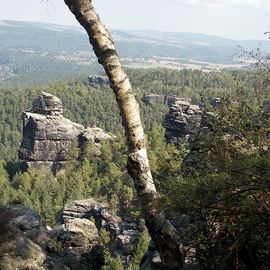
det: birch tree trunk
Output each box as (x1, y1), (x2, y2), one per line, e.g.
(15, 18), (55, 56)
(64, 0), (183, 268)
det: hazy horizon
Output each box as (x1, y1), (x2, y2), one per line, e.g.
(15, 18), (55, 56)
(0, 0), (269, 41)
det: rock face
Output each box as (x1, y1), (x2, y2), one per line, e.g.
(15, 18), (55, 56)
(166, 96), (185, 107)
(163, 98), (203, 144)
(59, 199), (143, 265)
(30, 92), (63, 116)
(0, 198), (144, 270)
(141, 214), (202, 270)
(88, 75), (110, 88)
(0, 204), (46, 270)
(0, 201), (204, 270)
(19, 92), (113, 173)
(142, 95), (203, 144)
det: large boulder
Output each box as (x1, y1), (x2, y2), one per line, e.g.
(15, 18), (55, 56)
(140, 241), (163, 270)
(19, 113), (84, 161)
(55, 218), (99, 248)
(7, 204), (46, 244)
(18, 92), (84, 173)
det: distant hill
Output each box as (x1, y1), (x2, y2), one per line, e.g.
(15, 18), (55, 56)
(1, 20), (269, 60)
(0, 20), (89, 51)
(0, 20), (269, 86)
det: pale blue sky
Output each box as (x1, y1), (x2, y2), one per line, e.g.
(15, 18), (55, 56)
(0, 0), (269, 40)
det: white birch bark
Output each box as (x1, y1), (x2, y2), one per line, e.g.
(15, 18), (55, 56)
(64, 1), (183, 268)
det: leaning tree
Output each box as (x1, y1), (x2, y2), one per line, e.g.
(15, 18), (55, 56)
(64, 0), (183, 268)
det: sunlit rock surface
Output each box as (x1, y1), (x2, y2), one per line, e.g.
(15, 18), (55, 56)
(19, 92), (113, 173)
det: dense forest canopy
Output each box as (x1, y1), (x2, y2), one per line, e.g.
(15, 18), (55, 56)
(0, 68), (268, 162)
(0, 67), (269, 270)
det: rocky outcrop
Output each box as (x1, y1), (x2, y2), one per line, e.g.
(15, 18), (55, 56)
(163, 98), (203, 144)
(142, 94), (166, 105)
(0, 204), (46, 270)
(141, 94), (187, 107)
(58, 218), (99, 248)
(141, 214), (202, 270)
(0, 198), (144, 270)
(141, 242), (202, 270)
(88, 75), (110, 88)
(19, 92), (113, 173)
(59, 199), (143, 265)
(166, 96), (186, 107)
(140, 241), (163, 270)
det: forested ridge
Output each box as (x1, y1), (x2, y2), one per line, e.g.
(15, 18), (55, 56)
(0, 68), (268, 161)
(0, 68), (269, 269)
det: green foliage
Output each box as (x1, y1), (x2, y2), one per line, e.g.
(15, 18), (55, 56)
(147, 125), (188, 190)
(11, 170), (64, 225)
(0, 69), (268, 162)
(160, 101), (270, 269)
(168, 158), (270, 270)
(102, 249), (124, 270)
(99, 228), (111, 246)
(0, 68), (269, 268)
(130, 229), (151, 268)
(0, 160), (13, 204)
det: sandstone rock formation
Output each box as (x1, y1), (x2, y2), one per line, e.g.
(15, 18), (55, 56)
(141, 244), (201, 270)
(141, 94), (186, 107)
(163, 98), (203, 144)
(142, 95), (203, 144)
(19, 92), (113, 173)
(142, 94), (166, 105)
(141, 215), (202, 270)
(59, 198), (143, 265)
(166, 96), (187, 107)
(0, 198), (144, 270)
(88, 75), (110, 88)
(0, 204), (46, 270)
